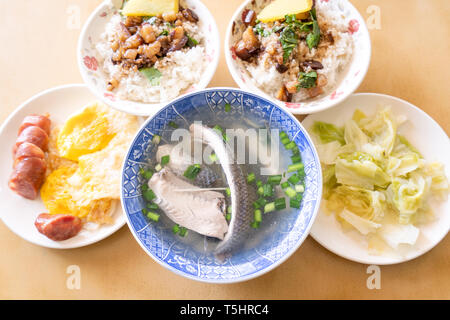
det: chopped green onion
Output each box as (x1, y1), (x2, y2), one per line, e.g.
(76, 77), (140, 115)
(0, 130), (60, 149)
(280, 131), (288, 140)
(297, 167), (306, 178)
(186, 34), (198, 47)
(152, 134), (161, 144)
(254, 209), (262, 223)
(161, 155), (170, 166)
(226, 213), (231, 221)
(264, 202), (275, 213)
(288, 162), (304, 173)
(257, 186), (264, 196)
(288, 174), (300, 185)
(256, 180), (263, 188)
(290, 198), (301, 209)
(183, 164), (201, 180)
(291, 155), (302, 164)
(284, 187), (297, 198)
(256, 198), (267, 208)
(225, 187), (231, 197)
(224, 103), (231, 112)
(247, 172), (256, 184)
(285, 141), (296, 150)
(142, 169), (154, 180)
(251, 221), (260, 229)
(268, 174), (282, 185)
(275, 197), (286, 210)
(209, 153), (218, 163)
(281, 181), (290, 189)
(142, 208), (148, 215)
(295, 193), (303, 201)
(141, 184), (149, 192)
(143, 189), (156, 202)
(227, 206), (232, 214)
(168, 121), (178, 129)
(295, 184), (305, 193)
(172, 224), (180, 234)
(147, 202), (159, 210)
(155, 163), (162, 172)
(291, 148), (300, 155)
(252, 201), (261, 209)
(146, 211), (160, 222)
(179, 227), (188, 237)
(262, 184), (274, 197)
(139, 168), (145, 175)
(281, 137), (291, 145)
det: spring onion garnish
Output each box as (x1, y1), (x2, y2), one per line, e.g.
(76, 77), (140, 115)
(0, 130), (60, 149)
(146, 211), (160, 222)
(183, 164), (201, 180)
(268, 174), (282, 185)
(227, 206), (232, 214)
(295, 193), (303, 201)
(168, 121), (178, 129)
(295, 184), (305, 193)
(281, 137), (291, 145)
(147, 202), (159, 210)
(209, 153), (218, 163)
(291, 155), (302, 164)
(256, 180), (263, 188)
(275, 197), (286, 210)
(142, 169), (154, 180)
(288, 162), (304, 173)
(291, 148), (300, 155)
(251, 221), (260, 229)
(155, 163), (162, 172)
(284, 187), (297, 198)
(143, 189), (156, 202)
(161, 155), (170, 167)
(224, 103), (231, 112)
(172, 224), (180, 234)
(226, 213), (231, 221)
(254, 209), (262, 223)
(257, 186), (264, 196)
(179, 227), (188, 237)
(141, 184), (149, 192)
(152, 134), (161, 145)
(225, 187), (231, 197)
(213, 124), (229, 141)
(290, 198), (301, 209)
(256, 198), (267, 208)
(281, 181), (290, 189)
(288, 174), (300, 185)
(280, 131), (288, 140)
(262, 184), (274, 197)
(247, 172), (256, 184)
(253, 201), (261, 209)
(264, 202), (275, 213)
(285, 141), (296, 150)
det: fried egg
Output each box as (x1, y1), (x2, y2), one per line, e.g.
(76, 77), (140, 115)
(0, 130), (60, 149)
(41, 101), (139, 224)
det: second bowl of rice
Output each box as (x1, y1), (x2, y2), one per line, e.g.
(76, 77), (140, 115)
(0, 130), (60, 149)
(225, 0), (371, 115)
(78, 0), (220, 116)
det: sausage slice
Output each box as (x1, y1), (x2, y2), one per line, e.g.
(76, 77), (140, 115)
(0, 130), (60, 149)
(35, 213), (83, 241)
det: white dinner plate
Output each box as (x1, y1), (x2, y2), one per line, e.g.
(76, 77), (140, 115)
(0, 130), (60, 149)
(0, 84), (127, 249)
(303, 93), (450, 265)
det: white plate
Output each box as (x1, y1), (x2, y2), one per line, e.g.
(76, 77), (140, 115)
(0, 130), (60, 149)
(303, 93), (450, 265)
(0, 84), (126, 249)
(78, 0), (221, 116)
(224, 0), (372, 115)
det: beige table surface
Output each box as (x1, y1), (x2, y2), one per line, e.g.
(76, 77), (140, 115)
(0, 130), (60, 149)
(0, 0), (449, 300)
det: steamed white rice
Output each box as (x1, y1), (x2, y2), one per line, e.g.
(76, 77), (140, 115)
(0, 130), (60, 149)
(95, 8), (207, 103)
(241, 0), (354, 102)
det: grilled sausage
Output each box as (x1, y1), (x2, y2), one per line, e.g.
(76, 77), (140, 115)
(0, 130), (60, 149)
(35, 213), (83, 241)
(13, 125), (49, 154)
(13, 142), (45, 167)
(9, 157), (47, 200)
(18, 114), (51, 136)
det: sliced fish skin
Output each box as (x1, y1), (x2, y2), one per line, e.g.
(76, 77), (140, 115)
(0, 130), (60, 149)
(148, 168), (228, 240)
(156, 143), (218, 187)
(189, 123), (254, 256)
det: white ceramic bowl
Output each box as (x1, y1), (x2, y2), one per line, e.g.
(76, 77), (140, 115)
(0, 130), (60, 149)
(78, 0), (220, 116)
(303, 93), (450, 265)
(0, 84), (127, 249)
(224, 0), (372, 115)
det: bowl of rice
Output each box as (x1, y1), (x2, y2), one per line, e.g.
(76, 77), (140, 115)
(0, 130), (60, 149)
(78, 0), (220, 116)
(225, 0), (371, 115)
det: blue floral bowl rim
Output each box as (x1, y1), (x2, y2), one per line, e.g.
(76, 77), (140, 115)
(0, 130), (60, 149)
(120, 87), (323, 283)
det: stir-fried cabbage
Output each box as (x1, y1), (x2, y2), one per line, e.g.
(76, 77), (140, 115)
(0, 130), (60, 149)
(312, 107), (449, 253)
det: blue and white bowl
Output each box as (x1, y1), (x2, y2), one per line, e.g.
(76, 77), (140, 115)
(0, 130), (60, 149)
(121, 88), (322, 283)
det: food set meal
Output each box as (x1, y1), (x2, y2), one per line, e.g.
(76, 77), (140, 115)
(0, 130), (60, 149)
(1, 0), (448, 278)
